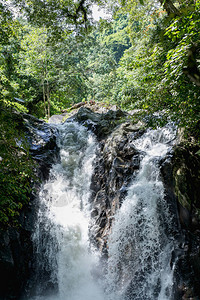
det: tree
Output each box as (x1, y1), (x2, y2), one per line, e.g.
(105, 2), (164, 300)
(116, 0), (200, 88)
(12, 0), (102, 35)
(18, 25), (56, 118)
(0, 2), (24, 110)
(100, 13), (131, 63)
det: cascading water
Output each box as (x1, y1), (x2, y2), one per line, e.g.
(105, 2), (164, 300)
(105, 126), (178, 300)
(29, 122), (105, 300)
(28, 121), (178, 300)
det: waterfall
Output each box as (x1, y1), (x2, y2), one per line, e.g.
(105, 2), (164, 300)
(30, 122), (105, 300)
(105, 126), (177, 300)
(28, 121), (178, 300)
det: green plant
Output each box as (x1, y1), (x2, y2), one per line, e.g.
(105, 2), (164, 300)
(0, 103), (36, 227)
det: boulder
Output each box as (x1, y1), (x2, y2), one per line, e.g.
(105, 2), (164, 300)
(67, 107), (130, 139)
(48, 114), (66, 124)
(23, 113), (59, 180)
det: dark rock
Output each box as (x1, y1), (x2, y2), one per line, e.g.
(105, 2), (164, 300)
(160, 143), (200, 299)
(66, 107), (130, 139)
(178, 203), (191, 229)
(23, 113), (59, 180)
(0, 224), (34, 300)
(0, 113), (59, 300)
(89, 121), (144, 253)
(172, 145), (200, 225)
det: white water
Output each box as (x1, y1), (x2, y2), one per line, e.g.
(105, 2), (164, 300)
(106, 126), (177, 300)
(29, 122), (177, 300)
(30, 122), (105, 300)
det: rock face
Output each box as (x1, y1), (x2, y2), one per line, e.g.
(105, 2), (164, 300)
(172, 145), (200, 230)
(0, 209), (35, 300)
(152, 144), (200, 300)
(172, 145), (200, 299)
(158, 143), (200, 299)
(89, 122), (145, 255)
(0, 113), (58, 300)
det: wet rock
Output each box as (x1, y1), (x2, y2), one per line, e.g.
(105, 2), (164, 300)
(160, 143), (200, 299)
(0, 231), (15, 299)
(23, 113), (59, 180)
(65, 108), (145, 254)
(48, 113), (66, 124)
(0, 223), (34, 299)
(172, 145), (200, 228)
(0, 113), (59, 300)
(89, 121), (144, 254)
(67, 107), (131, 139)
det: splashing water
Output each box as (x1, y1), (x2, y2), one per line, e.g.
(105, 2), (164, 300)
(30, 122), (105, 300)
(105, 126), (178, 300)
(29, 122), (178, 300)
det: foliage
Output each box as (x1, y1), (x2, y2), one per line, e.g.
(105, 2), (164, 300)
(1, 0), (200, 128)
(12, 15), (129, 116)
(107, 0), (200, 141)
(100, 13), (131, 62)
(0, 4), (20, 105)
(0, 103), (36, 227)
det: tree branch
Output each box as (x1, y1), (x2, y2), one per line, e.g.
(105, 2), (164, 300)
(159, 0), (181, 16)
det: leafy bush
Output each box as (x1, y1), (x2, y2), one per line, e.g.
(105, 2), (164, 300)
(0, 103), (36, 227)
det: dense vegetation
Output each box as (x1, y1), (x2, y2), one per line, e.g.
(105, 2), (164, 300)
(0, 105), (35, 227)
(0, 0), (200, 226)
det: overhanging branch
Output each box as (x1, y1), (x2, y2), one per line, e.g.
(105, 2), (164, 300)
(159, 0), (181, 16)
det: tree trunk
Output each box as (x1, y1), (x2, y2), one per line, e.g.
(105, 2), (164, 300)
(159, 0), (180, 16)
(46, 78), (51, 119)
(42, 79), (47, 118)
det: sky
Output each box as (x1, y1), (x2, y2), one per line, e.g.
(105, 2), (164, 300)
(3, 1), (112, 23)
(92, 4), (111, 21)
